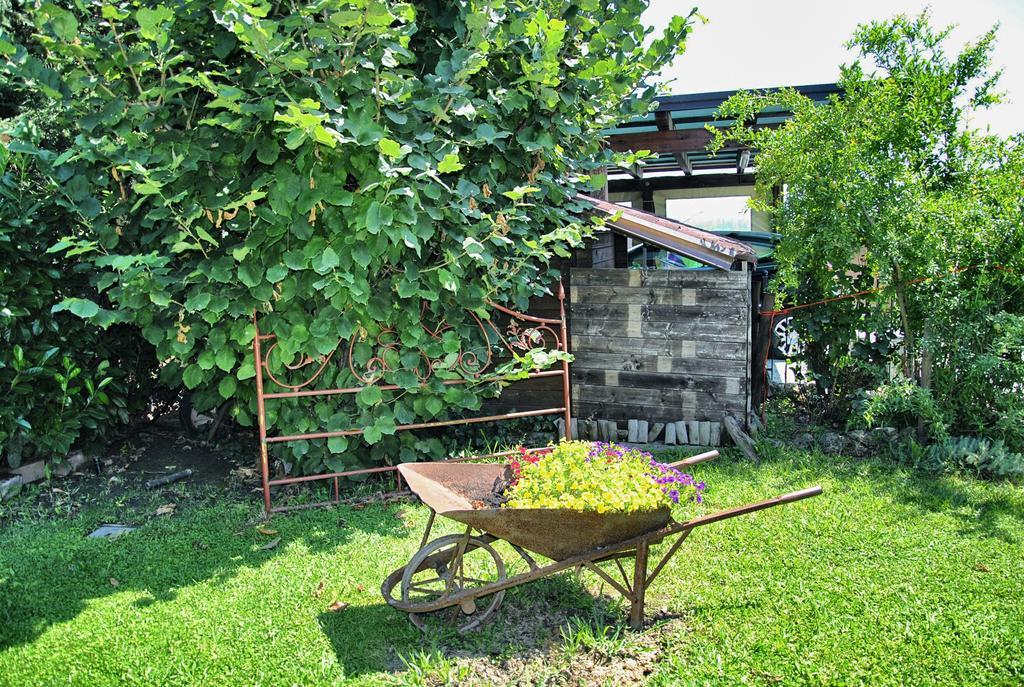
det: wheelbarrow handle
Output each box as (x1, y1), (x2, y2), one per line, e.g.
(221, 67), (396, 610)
(667, 449), (718, 469)
(682, 485), (824, 530)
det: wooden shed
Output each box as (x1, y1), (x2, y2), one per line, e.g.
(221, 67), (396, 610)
(487, 196), (758, 442)
(567, 196), (757, 435)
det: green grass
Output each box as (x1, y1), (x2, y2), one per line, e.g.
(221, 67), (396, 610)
(1, 448), (1022, 686)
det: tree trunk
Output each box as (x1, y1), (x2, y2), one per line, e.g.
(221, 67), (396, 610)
(891, 261), (917, 381)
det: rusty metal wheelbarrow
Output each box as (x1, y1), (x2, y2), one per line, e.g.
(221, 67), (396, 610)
(381, 451), (822, 632)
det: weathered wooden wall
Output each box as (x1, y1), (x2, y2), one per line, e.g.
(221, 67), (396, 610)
(569, 267), (752, 425)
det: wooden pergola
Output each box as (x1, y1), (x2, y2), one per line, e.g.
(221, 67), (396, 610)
(603, 83), (839, 205)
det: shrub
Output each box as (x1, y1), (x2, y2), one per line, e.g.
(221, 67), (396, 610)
(0, 119), (159, 468)
(503, 441), (706, 513)
(918, 436), (1024, 481)
(851, 376), (949, 442)
(3, 1), (696, 474)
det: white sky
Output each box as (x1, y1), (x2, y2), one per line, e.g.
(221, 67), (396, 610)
(643, 0), (1024, 136)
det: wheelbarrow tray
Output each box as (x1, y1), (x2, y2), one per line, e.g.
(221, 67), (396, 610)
(398, 462), (671, 561)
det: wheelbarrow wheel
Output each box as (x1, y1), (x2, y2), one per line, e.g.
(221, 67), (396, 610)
(400, 533), (506, 633)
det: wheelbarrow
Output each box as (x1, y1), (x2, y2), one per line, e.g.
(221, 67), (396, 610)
(381, 450), (822, 632)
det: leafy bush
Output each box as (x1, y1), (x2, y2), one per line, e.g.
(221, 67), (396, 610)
(503, 441), (705, 513)
(852, 376), (949, 442)
(716, 14), (1024, 447)
(0, 119), (159, 468)
(3, 0), (696, 474)
(917, 436), (1024, 481)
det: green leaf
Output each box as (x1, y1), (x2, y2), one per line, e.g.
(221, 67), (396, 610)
(425, 396), (444, 416)
(238, 262), (263, 287)
(236, 361), (256, 380)
(40, 3), (79, 41)
(215, 348), (235, 372)
(362, 425), (382, 444)
(314, 247), (340, 274)
(437, 152), (464, 173)
(136, 6), (174, 41)
(198, 350), (216, 370)
(218, 376), (237, 399)
(357, 385), (383, 406)
(365, 201), (393, 234)
(52, 298), (99, 319)
(182, 364), (204, 390)
(266, 264), (288, 282)
(256, 138), (280, 165)
(352, 244), (371, 268)
(185, 292), (212, 312)
(378, 137), (402, 159)
(327, 436), (349, 453)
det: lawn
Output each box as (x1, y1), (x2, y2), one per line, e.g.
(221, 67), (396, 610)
(1, 447), (1022, 686)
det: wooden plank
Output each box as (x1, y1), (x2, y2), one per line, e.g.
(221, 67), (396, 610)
(571, 303), (747, 323)
(573, 318), (748, 341)
(606, 124), (780, 155)
(570, 269), (747, 289)
(572, 357), (745, 381)
(572, 335), (747, 361)
(571, 285), (750, 306)
(575, 384), (745, 410)
(609, 173), (756, 194)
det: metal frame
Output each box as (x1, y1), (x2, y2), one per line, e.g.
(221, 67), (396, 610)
(253, 283), (573, 514)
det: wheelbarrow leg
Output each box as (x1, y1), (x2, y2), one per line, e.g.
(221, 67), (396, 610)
(629, 540), (649, 630)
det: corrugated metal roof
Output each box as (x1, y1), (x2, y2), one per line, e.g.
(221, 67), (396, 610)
(577, 194), (757, 271)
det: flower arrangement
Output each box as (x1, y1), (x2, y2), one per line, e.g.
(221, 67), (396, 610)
(501, 441), (706, 514)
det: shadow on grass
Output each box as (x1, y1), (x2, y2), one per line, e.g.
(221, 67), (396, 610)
(0, 496), (409, 652)
(317, 573), (618, 679)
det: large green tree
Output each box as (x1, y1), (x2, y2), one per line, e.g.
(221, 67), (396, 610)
(3, 0), (696, 472)
(713, 13), (1024, 446)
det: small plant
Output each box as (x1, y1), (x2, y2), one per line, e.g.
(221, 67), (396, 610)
(560, 616), (632, 660)
(852, 376), (949, 441)
(503, 441), (706, 514)
(919, 436), (1024, 480)
(398, 648), (470, 687)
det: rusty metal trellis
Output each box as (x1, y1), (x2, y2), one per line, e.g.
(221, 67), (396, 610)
(253, 283), (572, 514)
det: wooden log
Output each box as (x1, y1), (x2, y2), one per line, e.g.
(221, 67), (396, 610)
(555, 418), (565, 439)
(709, 422), (722, 446)
(585, 420), (598, 441)
(627, 419), (639, 443)
(570, 419), (579, 441)
(748, 413), (762, 437)
(649, 422), (665, 443)
(724, 415), (759, 462)
(664, 423), (677, 445)
(637, 420), (649, 443)
(675, 421), (688, 445)
(686, 421), (700, 445)
(698, 421), (711, 446)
